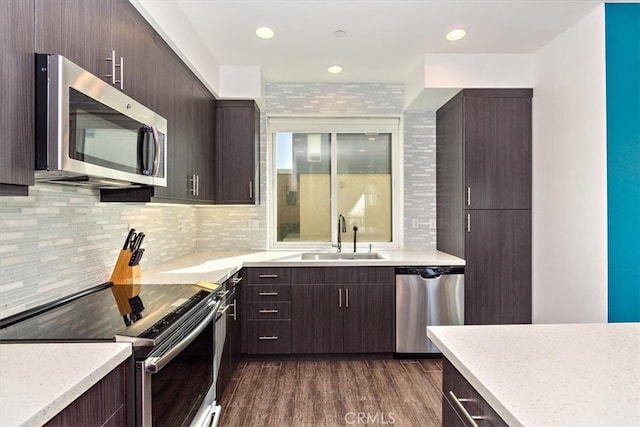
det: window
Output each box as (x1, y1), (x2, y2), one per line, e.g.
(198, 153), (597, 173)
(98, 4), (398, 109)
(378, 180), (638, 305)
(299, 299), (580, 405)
(268, 117), (401, 249)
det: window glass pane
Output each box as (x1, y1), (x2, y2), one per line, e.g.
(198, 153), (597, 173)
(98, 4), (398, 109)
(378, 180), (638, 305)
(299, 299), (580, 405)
(336, 133), (392, 242)
(275, 133), (331, 242)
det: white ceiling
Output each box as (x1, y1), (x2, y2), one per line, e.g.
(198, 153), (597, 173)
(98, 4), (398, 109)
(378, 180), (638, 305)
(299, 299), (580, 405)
(134, 0), (603, 85)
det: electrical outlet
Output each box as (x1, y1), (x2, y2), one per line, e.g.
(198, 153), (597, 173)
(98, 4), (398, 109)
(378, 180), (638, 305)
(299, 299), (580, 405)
(248, 219), (260, 229)
(412, 219), (419, 229)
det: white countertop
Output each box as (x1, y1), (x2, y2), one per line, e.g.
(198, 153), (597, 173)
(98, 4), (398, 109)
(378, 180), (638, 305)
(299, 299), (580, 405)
(0, 343), (132, 427)
(141, 249), (465, 285)
(427, 323), (640, 427)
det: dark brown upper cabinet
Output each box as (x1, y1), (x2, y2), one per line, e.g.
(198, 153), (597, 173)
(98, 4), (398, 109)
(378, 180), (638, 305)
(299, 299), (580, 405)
(436, 89), (533, 325)
(110, 0), (157, 108)
(215, 100), (260, 204)
(0, 0), (35, 195)
(35, 0), (157, 106)
(463, 90), (532, 210)
(35, 0), (112, 86)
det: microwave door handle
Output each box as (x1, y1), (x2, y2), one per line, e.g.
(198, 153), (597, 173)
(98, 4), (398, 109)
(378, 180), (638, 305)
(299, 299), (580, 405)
(151, 126), (160, 176)
(137, 127), (148, 175)
(144, 302), (217, 373)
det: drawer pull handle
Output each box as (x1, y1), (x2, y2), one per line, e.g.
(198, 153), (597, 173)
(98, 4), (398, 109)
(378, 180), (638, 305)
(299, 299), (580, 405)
(231, 277), (243, 284)
(258, 336), (278, 340)
(448, 391), (484, 427)
(259, 309), (279, 313)
(259, 274), (279, 278)
(258, 292), (279, 296)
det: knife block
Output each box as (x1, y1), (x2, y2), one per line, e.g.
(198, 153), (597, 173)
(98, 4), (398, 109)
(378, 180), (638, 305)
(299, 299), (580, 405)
(110, 249), (141, 285)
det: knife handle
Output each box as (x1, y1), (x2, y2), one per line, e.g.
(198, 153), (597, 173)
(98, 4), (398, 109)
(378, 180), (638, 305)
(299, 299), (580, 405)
(132, 233), (145, 252)
(136, 249), (145, 265)
(123, 228), (136, 250)
(128, 250), (137, 266)
(129, 248), (145, 266)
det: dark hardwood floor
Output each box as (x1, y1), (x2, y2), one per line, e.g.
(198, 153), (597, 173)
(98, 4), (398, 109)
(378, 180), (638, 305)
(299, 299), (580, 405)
(218, 358), (443, 426)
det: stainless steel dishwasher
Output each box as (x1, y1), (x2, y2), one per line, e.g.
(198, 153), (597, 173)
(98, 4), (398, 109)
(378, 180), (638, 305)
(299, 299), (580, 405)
(395, 266), (464, 353)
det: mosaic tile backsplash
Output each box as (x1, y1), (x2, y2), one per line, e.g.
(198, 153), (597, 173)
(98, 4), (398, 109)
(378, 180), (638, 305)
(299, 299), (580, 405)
(0, 83), (437, 319)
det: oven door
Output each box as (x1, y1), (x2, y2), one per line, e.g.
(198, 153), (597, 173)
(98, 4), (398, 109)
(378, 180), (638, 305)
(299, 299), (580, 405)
(137, 301), (217, 427)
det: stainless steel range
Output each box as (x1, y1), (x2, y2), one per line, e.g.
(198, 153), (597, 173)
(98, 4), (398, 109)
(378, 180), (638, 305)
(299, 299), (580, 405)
(0, 282), (223, 427)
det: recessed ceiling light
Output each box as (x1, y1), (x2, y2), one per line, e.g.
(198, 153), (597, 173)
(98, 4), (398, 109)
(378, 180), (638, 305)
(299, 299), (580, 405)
(446, 29), (466, 41)
(335, 30), (346, 38)
(328, 65), (343, 74)
(256, 27), (274, 39)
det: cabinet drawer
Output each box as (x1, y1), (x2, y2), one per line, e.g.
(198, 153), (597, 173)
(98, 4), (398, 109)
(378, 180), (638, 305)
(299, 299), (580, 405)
(246, 302), (291, 319)
(442, 358), (507, 426)
(245, 268), (290, 284)
(246, 320), (291, 354)
(246, 284), (291, 302)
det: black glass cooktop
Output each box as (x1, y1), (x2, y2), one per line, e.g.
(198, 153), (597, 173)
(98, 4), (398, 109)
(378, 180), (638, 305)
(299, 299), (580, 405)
(0, 283), (213, 345)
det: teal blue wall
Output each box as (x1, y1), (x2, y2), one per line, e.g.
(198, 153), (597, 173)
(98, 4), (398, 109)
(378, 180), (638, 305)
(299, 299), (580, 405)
(606, 3), (640, 322)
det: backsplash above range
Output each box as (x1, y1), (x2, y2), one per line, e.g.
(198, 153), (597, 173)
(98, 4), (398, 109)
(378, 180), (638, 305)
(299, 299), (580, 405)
(0, 184), (198, 319)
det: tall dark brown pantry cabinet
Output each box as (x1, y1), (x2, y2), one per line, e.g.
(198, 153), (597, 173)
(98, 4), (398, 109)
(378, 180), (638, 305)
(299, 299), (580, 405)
(436, 89), (532, 325)
(215, 100), (260, 204)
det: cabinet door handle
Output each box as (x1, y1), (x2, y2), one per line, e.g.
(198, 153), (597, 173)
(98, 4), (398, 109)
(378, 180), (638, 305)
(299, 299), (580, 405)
(346, 288), (349, 308)
(259, 309), (279, 314)
(189, 174), (196, 195)
(117, 55), (123, 90)
(230, 299), (237, 320)
(231, 277), (243, 285)
(249, 180), (253, 199)
(258, 336), (278, 340)
(259, 274), (278, 278)
(466, 187), (471, 206)
(448, 391), (483, 427)
(195, 174), (200, 196)
(258, 292), (278, 296)
(106, 50), (117, 85)
(339, 288), (342, 308)
(466, 213), (471, 233)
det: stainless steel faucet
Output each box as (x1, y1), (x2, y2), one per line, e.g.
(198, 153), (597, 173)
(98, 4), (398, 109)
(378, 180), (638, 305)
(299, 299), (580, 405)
(335, 214), (346, 252)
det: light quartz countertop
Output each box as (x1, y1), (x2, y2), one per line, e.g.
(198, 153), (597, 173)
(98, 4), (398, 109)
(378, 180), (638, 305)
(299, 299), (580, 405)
(141, 249), (465, 285)
(0, 342), (132, 427)
(427, 323), (640, 427)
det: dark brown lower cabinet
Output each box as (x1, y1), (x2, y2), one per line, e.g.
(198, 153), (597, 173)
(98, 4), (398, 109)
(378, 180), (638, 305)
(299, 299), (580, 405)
(291, 284), (343, 353)
(290, 267), (395, 354)
(216, 283), (242, 399)
(246, 319), (292, 354)
(243, 268), (293, 355)
(45, 361), (128, 427)
(442, 358), (507, 427)
(464, 209), (532, 325)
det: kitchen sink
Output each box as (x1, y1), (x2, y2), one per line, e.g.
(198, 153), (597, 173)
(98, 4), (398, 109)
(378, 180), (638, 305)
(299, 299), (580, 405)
(300, 252), (384, 260)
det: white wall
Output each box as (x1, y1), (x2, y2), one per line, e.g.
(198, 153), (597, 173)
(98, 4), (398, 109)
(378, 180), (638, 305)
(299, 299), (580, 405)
(532, 5), (607, 323)
(404, 54), (534, 111)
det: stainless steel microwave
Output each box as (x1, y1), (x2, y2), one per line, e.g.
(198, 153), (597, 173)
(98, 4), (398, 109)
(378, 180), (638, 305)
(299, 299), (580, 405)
(35, 54), (167, 188)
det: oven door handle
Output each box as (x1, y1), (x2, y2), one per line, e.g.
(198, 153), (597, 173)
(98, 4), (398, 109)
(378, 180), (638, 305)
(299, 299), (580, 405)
(144, 302), (217, 373)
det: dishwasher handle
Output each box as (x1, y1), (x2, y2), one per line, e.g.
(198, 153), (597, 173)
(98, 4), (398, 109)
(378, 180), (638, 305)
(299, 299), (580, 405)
(395, 266), (464, 278)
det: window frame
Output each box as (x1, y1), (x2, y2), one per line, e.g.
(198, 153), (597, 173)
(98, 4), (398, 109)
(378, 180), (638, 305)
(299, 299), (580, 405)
(267, 115), (404, 250)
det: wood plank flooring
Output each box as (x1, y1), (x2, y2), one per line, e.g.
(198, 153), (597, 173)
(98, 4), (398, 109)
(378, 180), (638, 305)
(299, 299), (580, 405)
(217, 358), (443, 426)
